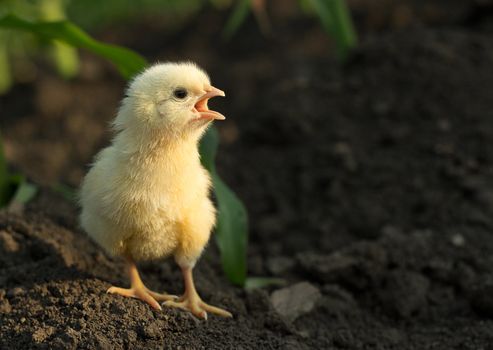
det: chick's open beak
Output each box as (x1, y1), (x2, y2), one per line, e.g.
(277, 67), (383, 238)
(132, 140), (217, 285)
(192, 86), (226, 121)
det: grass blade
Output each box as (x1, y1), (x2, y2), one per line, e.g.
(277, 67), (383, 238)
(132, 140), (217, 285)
(310, 0), (357, 60)
(223, 0), (251, 40)
(8, 174), (37, 211)
(245, 277), (285, 290)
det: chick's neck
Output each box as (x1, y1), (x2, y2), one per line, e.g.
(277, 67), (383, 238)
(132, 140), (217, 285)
(113, 125), (202, 168)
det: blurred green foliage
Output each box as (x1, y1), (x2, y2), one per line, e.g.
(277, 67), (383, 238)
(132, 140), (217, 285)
(309, 0), (357, 60)
(0, 0), (357, 94)
(66, 0), (208, 30)
(0, 0), (79, 93)
(223, 0), (357, 59)
(0, 14), (147, 79)
(222, 0), (250, 39)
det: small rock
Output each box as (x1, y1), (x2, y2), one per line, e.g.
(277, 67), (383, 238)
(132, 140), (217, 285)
(450, 233), (465, 247)
(0, 299), (12, 314)
(32, 326), (56, 343)
(137, 321), (164, 339)
(123, 330), (138, 343)
(270, 282), (321, 322)
(0, 230), (19, 252)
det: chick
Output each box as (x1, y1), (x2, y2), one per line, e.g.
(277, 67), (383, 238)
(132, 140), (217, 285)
(79, 62), (231, 319)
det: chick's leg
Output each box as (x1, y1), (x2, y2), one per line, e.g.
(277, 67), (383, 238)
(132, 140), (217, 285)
(107, 257), (177, 310)
(163, 266), (232, 319)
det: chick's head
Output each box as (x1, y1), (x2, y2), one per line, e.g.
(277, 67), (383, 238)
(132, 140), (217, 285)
(115, 62), (225, 137)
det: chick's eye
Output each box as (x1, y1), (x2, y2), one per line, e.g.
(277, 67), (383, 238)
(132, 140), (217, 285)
(173, 88), (188, 99)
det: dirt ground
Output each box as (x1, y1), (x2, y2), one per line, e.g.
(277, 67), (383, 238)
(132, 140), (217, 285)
(2, 2), (493, 349)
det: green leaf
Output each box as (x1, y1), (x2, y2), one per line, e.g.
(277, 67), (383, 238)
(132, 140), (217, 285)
(245, 277), (286, 290)
(0, 31), (12, 94)
(9, 174), (37, 205)
(200, 127), (249, 286)
(0, 14), (148, 79)
(310, 0), (357, 60)
(309, 0), (333, 32)
(222, 0), (251, 40)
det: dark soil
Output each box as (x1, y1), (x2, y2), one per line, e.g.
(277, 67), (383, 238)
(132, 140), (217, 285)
(2, 4), (493, 349)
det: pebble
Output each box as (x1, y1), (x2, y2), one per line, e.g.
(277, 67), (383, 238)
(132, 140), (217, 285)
(32, 326), (56, 343)
(450, 233), (465, 247)
(0, 230), (19, 252)
(270, 282), (321, 322)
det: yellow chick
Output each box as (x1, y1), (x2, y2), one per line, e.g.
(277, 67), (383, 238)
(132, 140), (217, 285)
(79, 62), (231, 319)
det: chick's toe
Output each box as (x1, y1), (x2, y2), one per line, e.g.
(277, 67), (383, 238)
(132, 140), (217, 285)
(107, 286), (177, 310)
(162, 266), (232, 319)
(163, 297), (232, 319)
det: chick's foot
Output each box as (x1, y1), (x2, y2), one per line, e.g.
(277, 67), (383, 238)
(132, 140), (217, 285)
(107, 285), (177, 310)
(162, 266), (232, 319)
(163, 294), (232, 319)
(107, 257), (177, 311)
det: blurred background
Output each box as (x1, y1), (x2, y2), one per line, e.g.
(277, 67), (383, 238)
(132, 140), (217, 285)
(2, 0), (490, 187)
(0, 0), (492, 186)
